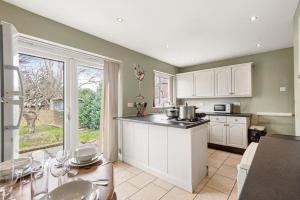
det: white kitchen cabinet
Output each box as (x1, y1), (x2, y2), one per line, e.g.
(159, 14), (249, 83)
(119, 120), (208, 192)
(209, 122), (227, 145)
(175, 62), (252, 98)
(148, 125), (168, 173)
(226, 123), (248, 149)
(133, 123), (149, 167)
(194, 69), (214, 97)
(231, 63), (252, 97)
(176, 72), (194, 98)
(208, 116), (250, 149)
(122, 121), (135, 161)
(214, 67), (232, 97)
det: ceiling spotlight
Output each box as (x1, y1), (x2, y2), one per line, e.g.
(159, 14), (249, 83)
(166, 44), (169, 49)
(116, 17), (124, 22)
(256, 43), (262, 47)
(250, 16), (258, 22)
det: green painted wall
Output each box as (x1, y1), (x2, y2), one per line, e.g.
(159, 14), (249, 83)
(179, 48), (295, 135)
(293, 2), (300, 136)
(0, 1), (178, 116)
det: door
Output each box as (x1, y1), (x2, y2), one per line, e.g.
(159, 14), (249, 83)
(122, 121), (135, 162)
(176, 73), (194, 98)
(75, 62), (103, 152)
(209, 122), (226, 145)
(214, 67), (231, 97)
(227, 123), (247, 149)
(18, 53), (65, 156)
(231, 63), (252, 97)
(148, 125), (167, 173)
(194, 69), (214, 97)
(134, 123), (148, 166)
(1, 22), (23, 161)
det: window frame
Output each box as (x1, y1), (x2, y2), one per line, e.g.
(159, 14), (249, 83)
(153, 70), (175, 108)
(18, 34), (105, 153)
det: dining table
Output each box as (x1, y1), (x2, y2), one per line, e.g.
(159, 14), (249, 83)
(11, 157), (116, 200)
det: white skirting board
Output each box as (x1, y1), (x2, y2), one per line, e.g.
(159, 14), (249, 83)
(256, 112), (294, 117)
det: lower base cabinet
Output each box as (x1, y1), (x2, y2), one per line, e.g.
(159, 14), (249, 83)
(208, 116), (250, 149)
(120, 121), (208, 192)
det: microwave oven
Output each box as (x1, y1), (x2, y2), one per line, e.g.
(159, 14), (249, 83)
(214, 104), (233, 113)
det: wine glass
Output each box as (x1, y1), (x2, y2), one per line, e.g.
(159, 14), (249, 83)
(0, 160), (20, 200)
(50, 159), (68, 186)
(15, 156), (32, 186)
(55, 150), (70, 164)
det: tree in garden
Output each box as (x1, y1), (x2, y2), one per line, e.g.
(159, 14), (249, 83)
(78, 86), (102, 130)
(19, 54), (64, 134)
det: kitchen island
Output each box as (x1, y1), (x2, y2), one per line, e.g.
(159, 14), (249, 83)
(115, 114), (210, 192)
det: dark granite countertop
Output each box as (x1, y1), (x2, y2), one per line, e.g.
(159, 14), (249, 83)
(239, 136), (300, 200)
(204, 112), (252, 117)
(114, 114), (209, 129)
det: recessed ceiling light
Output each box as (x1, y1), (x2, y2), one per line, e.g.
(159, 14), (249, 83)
(256, 43), (262, 47)
(116, 17), (124, 22)
(250, 16), (258, 22)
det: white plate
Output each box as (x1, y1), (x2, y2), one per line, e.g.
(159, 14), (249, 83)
(46, 180), (95, 200)
(69, 156), (102, 167)
(75, 147), (97, 163)
(0, 158), (31, 175)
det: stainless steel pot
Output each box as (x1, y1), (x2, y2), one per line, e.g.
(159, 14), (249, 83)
(165, 107), (179, 118)
(178, 103), (198, 120)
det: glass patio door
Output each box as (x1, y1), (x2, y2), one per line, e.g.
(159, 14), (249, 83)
(72, 61), (103, 152)
(18, 53), (66, 155)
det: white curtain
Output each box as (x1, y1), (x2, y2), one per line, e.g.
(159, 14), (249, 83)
(101, 61), (119, 162)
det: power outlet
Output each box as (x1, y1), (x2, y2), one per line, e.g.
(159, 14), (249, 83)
(128, 102), (134, 107)
(233, 102), (241, 106)
(280, 87), (287, 92)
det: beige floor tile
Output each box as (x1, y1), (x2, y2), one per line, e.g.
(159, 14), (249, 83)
(209, 151), (230, 162)
(115, 182), (139, 200)
(153, 178), (174, 191)
(127, 172), (156, 189)
(228, 183), (238, 200)
(206, 174), (235, 195)
(160, 187), (196, 200)
(216, 165), (237, 180)
(208, 166), (217, 178)
(229, 153), (242, 161)
(224, 158), (240, 168)
(126, 166), (143, 175)
(114, 169), (135, 186)
(208, 158), (224, 168)
(113, 161), (131, 169)
(129, 183), (168, 200)
(207, 149), (216, 157)
(195, 186), (228, 200)
(194, 177), (210, 193)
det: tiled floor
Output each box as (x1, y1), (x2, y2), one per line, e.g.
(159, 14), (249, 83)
(113, 148), (242, 200)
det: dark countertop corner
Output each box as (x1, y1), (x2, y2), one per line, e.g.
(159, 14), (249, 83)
(204, 112), (252, 117)
(239, 136), (300, 200)
(114, 114), (209, 129)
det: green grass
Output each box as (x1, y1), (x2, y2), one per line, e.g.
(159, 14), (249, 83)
(79, 130), (100, 143)
(19, 125), (100, 151)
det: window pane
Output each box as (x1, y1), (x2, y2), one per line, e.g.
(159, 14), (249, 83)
(154, 73), (171, 107)
(77, 65), (103, 146)
(19, 53), (64, 155)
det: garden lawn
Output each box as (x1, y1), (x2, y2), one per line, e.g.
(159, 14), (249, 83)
(19, 125), (100, 151)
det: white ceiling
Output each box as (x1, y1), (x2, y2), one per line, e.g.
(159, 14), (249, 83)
(5, 0), (299, 67)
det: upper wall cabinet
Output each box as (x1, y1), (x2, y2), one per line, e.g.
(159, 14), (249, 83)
(194, 69), (214, 97)
(231, 63), (252, 97)
(214, 67), (232, 97)
(176, 62), (252, 99)
(176, 72), (194, 98)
